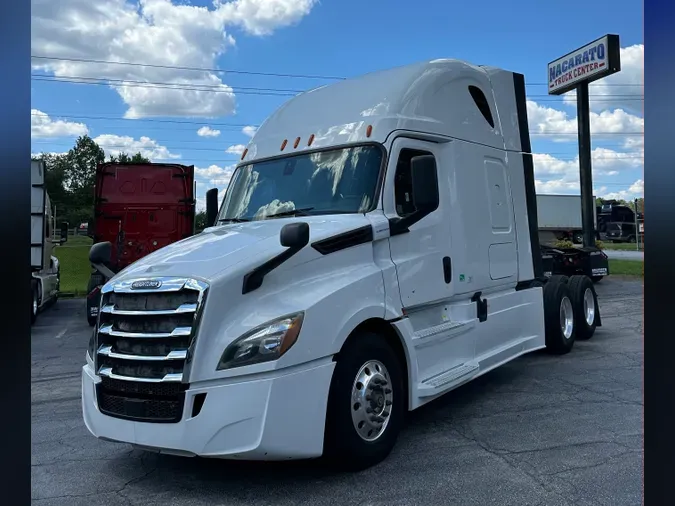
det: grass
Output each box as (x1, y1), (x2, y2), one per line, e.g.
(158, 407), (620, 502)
(54, 235), (93, 297)
(609, 259), (644, 277)
(602, 242), (644, 251)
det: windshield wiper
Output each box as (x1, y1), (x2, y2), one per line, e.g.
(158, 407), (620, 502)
(263, 207), (315, 219)
(218, 217), (251, 223)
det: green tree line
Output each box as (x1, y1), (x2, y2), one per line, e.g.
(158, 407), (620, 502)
(32, 135), (151, 228)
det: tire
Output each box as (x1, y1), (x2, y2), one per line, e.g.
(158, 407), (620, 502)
(323, 332), (405, 471)
(86, 273), (106, 327)
(567, 275), (599, 340)
(31, 282), (39, 325)
(543, 279), (576, 355)
(572, 232), (583, 244)
(628, 236), (636, 244)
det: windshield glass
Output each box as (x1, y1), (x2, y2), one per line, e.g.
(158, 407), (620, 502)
(217, 145), (383, 222)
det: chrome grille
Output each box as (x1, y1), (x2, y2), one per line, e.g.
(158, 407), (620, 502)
(94, 277), (208, 384)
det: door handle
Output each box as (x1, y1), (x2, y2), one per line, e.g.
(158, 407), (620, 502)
(442, 256), (452, 284)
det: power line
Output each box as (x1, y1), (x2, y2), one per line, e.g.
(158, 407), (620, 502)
(31, 74), (306, 94)
(31, 77), (296, 97)
(31, 112), (251, 127)
(31, 55), (645, 88)
(33, 75), (644, 102)
(29, 112), (644, 135)
(31, 55), (346, 81)
(31, 73), (640, 98)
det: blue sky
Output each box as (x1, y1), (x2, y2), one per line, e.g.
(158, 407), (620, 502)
(31, 0), (644, 208)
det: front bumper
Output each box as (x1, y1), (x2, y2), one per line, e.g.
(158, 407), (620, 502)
(81, 360), (335, 460)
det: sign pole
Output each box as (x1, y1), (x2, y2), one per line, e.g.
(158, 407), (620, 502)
(576, 82), (595, 248)
(547, 34), (621, 250)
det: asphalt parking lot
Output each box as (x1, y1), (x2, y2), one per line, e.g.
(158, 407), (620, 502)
(32, 278), (643, 506)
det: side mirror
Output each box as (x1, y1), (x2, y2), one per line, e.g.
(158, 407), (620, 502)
(59, 222), (69, 244)
(280, 222), (310, 249)
(89, 241), (112, 265)
(206, 188), (219, 227)
(410, 155), (439, 213)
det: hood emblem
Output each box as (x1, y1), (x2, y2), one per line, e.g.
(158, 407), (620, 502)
(131, 279), (162, 290)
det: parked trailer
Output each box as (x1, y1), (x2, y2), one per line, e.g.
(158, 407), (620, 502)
(85, 162), (198, 326)
(536, 194), (597, 244)
(83, 59), (603, 471)
(31, 159), (67, 324)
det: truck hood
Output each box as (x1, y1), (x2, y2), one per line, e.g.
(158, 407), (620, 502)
(110, 214), (373, 283)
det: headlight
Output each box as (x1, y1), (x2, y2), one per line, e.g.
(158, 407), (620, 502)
(217, 312), (304, 370)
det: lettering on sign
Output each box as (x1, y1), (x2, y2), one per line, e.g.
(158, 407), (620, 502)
(547, 35), (621, 95)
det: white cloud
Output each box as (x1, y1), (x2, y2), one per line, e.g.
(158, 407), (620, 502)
(562, 44), (643, 113)
(31, 109), (88, 138)
(533, 147), (643, 200)
(533, 147), (642, 179)
(527, 100), (643, 142)
(597, 179), (644, 201)
(93, 134), (180, 160)
(242, 125), (258, 137)
(31, 0), (318, 118)
(197, 126), (221, 137)
(218, 0), (318, 36)
(195, 163), (235, 187)
(226, 144), (247, 155)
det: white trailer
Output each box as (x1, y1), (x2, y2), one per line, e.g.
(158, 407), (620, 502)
(536, 194), (597, 244)
(82, 59), (602, 470)
(31, 159), (66, 324)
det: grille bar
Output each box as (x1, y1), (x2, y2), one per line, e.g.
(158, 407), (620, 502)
(98, 324), (193, 339)
(100, 303), (198, 316)
(99, 367), (183, 383)
(98, 345), (188, 361)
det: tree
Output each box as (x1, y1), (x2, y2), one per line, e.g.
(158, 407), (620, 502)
(195, 211), (208, 232)
(108, 152), (151, 164)
(65, 135), (105, 194)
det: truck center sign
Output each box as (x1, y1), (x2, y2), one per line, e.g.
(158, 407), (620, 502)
(547, 34), (621, 95)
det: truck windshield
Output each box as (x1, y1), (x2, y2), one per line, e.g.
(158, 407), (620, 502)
(217, 145), (383, 222)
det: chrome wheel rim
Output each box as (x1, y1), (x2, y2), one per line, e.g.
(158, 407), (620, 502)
(560, 296), (574, 339)
(351, 360), (393, 442)
(33, 293), (38, 315)
(583, 288), (595, 326)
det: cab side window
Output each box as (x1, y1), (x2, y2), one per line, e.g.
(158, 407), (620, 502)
(394, 148), (436, 218)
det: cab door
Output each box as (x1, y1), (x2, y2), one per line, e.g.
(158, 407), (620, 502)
(383, 137), (475, 383)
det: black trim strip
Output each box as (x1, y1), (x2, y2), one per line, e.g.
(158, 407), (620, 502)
(311, 225), (374, 255)
(513, 73), (532, 154)
(512, 72), (543, 280)
(242, 248), (300, 294)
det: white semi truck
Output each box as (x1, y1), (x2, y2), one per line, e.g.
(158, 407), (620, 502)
(31, 159), (67, 324)
(82, 59), (602, 470)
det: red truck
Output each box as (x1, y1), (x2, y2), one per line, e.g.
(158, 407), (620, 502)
(86, 162), (197, 325)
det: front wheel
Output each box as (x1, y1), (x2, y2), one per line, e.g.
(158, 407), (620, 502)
(323, 332), (404, 471)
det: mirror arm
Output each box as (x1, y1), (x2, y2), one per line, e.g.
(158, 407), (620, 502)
(91, 263), (116, 280)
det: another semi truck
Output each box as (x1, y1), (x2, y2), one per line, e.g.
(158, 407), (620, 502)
(536, 194), (598, 244)
(82, 59), (603, 470)
(31, 159), (67, 324)
(85, 162), (197, 325)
